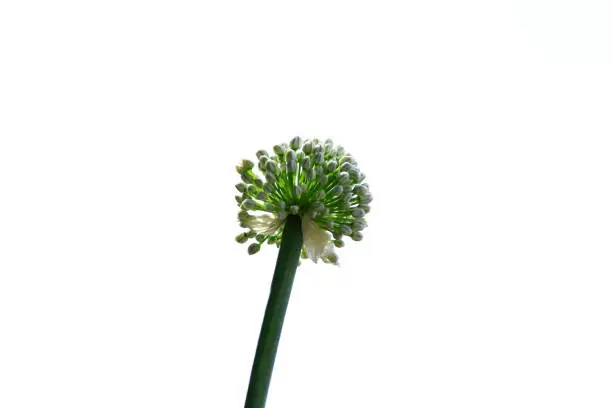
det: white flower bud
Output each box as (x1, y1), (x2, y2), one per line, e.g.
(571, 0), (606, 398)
(289, 205), (300, 214)
(361, 204), (371, 213)
(256, 150), (268, 159)
(361, 193), (373, 204)
(301, 156), (311, 170)
(351, 231), (363, 241)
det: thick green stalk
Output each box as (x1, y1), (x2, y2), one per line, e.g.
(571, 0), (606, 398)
(244, 215), (303, 408)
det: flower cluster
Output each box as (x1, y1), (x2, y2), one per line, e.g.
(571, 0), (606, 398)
(234, 137), (372, 265)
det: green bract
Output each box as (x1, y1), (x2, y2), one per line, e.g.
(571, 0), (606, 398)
(234, 137), (371, 264)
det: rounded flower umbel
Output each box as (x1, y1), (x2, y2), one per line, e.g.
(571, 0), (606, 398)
(234, 137), (372, 265)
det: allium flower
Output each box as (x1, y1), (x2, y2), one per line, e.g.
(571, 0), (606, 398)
(239, 137), (372, 408)
(234, 136), (372, 265)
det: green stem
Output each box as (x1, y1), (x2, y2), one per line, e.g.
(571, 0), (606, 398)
(244, 215), (303, 408)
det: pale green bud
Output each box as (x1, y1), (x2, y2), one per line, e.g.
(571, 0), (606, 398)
(235, 233), (248, 243)
(340, 225), (352, 235)
(351, 231), (363, 241)
(302, 141), (313, 154)
(326, 160), (338, 172)
(301, 156), (311, 170)
(337, 172), (350, 184)
(242, 199), (258, 210)
(235, 183), (247, 193)
(246, 184), (258, 195)
(236, 159), (254, 173)
(313, 151), (324, 164)
(248, 243), (261, 255)
(353, 219), (367, 231)
(316, 190), (326, 200)
(333, 239), (344, 248)
(330, 185), (343, 195)
(286, 150), (296, 161)
(306, 168), (316, 180)
(254, 178), (264, 188)
(263, 182), (275, 193)
(241, 172), (255, 183)
(352, 208), (365, 218)
(265, 173), (276, 183)
(287, 160), (297, 172)
(322, 252), (338, 265)
(256, 191), (267, 201)
(290, 136), (302, 150)
(255, 234), (266, 243)
(273, 144), (285, 155)
(256, 150), (269, 159)
(340, 162), (352, 172)
(318, 174), (329, 185)
(266, 161), (278, 174)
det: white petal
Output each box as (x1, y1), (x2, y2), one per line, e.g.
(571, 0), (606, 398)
(245, 212), (282, 234)
(302, 216), (337, 263)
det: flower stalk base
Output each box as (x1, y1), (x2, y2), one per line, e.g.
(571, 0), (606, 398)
(244, 215), (303, 408)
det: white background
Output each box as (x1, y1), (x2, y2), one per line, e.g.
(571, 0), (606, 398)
(1, 1), (611, 407)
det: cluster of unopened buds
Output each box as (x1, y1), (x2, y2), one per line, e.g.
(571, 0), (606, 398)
(234, 137), (372, 265)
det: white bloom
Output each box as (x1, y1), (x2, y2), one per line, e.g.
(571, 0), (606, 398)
(301, 216), (337, 264)
(244, 213), (283, 234)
